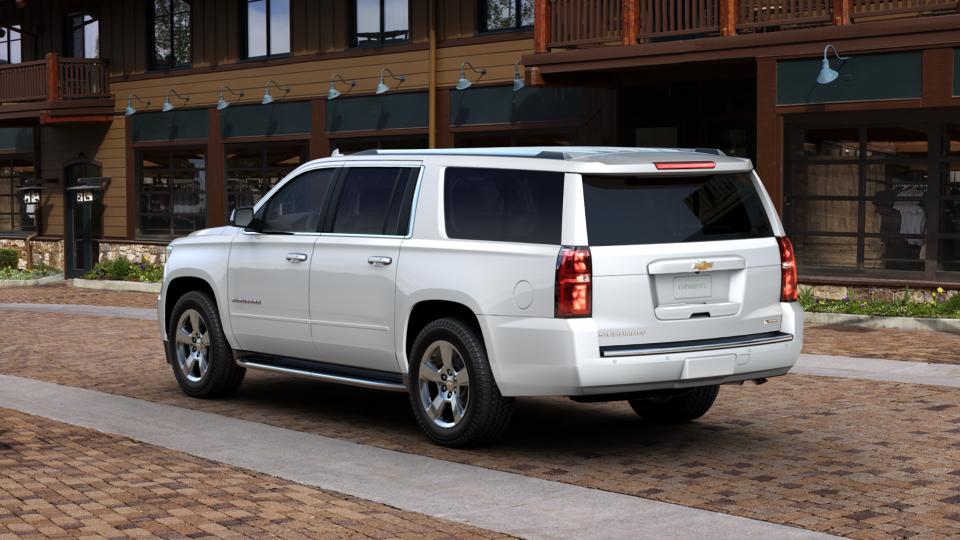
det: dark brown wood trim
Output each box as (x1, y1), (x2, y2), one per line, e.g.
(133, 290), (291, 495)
(40, 114), (115, 125)
(449, 119), (580, 133)
(206, 108), (225, 227)
(125, 115), (136, 240)
(756, 58), (781, 213)
(922, 48), (955, 108)
(309, 99), (330, 159)
(439, 30), (533, 48)
(130, 138), (211, 149)
(437, 88), (453, 148)
(799, 273), (960, 288)
(327, 127), (429, 139)
(221, 133), (311, 144)
(775, 99), (925, 114)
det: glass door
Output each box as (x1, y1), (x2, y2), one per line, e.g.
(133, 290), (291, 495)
(64, 162), (102, 278)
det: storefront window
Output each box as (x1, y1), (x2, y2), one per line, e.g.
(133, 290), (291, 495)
(225, 144), (306, 218)
(0, 25), (22, 65)
(65, 13), (99, 58)
(0, 158), (32, 234)
(138, 150), (206, 238)
(787, 120), (938, 276)
(355, 0), (408, 46)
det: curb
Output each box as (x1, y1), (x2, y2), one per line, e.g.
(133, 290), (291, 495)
(0, 274), (65, 289)
(69, 278), (161, 294)
(804, 311), (960, 333)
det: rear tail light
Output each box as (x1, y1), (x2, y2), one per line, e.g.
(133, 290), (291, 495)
(556, 246), (592, 318)
(777, 236), (798, 302)
(654, 161), (717, 170)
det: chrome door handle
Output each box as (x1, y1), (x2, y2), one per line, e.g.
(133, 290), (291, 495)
(285, 252), (308, 263)
(368, 256), (393, 266)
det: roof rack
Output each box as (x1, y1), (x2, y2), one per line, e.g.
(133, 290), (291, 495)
(343, 147), (727, 160)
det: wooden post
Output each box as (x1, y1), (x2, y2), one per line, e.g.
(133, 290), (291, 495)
(45, 52), (59, 102)
(832, 0), (851, 25)
(534, 0), (550, 53)
(437, 89), (453, 149)
(427, 0), (437, 148)
(206, 108), (226, 227)
(719, 0), (738, 36)
(622, 0), (638, 45)
(309, 99), (330, 159)
(756, 58), (782, 214)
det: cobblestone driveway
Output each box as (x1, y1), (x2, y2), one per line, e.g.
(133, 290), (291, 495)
(1, 310), (958, 539)
(0, 408), (505, 539)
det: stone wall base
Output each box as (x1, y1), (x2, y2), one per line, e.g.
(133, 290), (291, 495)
(0, 239), (64, 270)
(98, 242), (168, 266)
(800, 284), (957, 303)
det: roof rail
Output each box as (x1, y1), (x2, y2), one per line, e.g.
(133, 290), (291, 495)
(335, 147), (729, 160)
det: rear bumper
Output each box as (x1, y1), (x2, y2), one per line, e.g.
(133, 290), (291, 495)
(479, 302), (803, 397)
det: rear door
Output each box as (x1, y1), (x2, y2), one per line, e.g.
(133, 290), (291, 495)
(309, 163), (421, 373)
(582, 171), (785, 350)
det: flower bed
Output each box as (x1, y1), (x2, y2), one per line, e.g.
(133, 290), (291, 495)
(0, 264), (59, 281)
(83, 258), (163, 283)
(800, 286), (960, 319)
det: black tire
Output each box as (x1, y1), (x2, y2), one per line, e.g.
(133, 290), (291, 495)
(628, 385), (720, 423)
(166, 290), (245, 399)
(407, 317), (514, 447)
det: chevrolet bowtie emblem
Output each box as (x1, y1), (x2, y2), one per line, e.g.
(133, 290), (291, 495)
(692, 260), (714, 272)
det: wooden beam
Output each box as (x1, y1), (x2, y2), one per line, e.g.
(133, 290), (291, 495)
(534, 0), (550, 53)
(428, 0), (437, 148)
(720, 0), (738, 36)
(125, 116), (136, 240)
(45, 52), (59, 102)
(833, 0), (851, 25)
(921, 48), (953, 108)
(622, 0), (638, 45)
(755, 58), (782, 215)
(437, 88), (453, 148)
(206, 108), (226, 227)
(309, 99), (330, 158)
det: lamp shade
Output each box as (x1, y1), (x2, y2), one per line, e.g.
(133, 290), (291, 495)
(327, 86), (341, 100)
(455, 75), (472, 91)
(216, 96), (229, 110)
(376, 81), (390, 95)
(816, 58), (839, 84)
(262, 90), (274, 105)
(161, 98), (174, 112)
(124, 105), (136, 116)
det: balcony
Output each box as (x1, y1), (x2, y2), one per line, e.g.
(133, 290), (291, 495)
(535, 0), (960, 51)
(0, 53), (113, 125)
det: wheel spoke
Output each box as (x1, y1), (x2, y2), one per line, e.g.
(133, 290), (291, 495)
(426, 394), (445, 420)
(439, 342), (454, 370)
(182, 354), (197, 376)
(198, 332), (210, 348)
(175, 327), (192, 345)
(419, 362), (441, 384)
(451, 395), (465, 423)
(188, 311), (201, 334)
(197, 353), (208, 376)
(455, 367), (469, 387)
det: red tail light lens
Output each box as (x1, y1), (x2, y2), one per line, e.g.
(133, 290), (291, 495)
(556, 246), (592, 318)
(654, 161), (717, 170)
(777, 236), (798, 302)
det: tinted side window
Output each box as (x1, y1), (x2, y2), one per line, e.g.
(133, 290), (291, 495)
(261, 168), (336, 233)
(581, 173), (774, 246)
(330, 167), (416, 235)
(444, 168), (564, 245)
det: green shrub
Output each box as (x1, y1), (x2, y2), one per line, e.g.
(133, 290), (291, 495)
(0, 264), (58, 280)
(84, 257), (164, 283)
(802, 287), (960, 319)
(0, 248), (18, 269)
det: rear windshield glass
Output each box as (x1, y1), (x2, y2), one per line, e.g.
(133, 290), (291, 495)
(582, 173), (773, 246)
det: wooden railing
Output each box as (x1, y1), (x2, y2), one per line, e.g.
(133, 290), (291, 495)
(0, 53), (110, 104)
(638, 0), (720, 39)
(535, 0), (960, 50)
(737, 0), (833, 30)
(547, 0), (626, 48)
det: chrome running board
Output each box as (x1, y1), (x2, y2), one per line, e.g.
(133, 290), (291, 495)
(236, 355), (407, 392)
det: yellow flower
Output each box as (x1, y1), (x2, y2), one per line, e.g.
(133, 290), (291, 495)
(937, 287), (944, 294)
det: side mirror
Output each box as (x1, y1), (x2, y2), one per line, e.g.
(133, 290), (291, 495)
(230, 207), (255, 229)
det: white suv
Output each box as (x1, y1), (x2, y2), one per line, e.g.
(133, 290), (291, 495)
(158, 147), (803, 447)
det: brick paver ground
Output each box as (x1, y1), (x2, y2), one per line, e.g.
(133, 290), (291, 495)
(1, 311), (959, 539)
(0, 407), (506, 539)
(5, 284), (960, 365)
(0, 283), (156, 309)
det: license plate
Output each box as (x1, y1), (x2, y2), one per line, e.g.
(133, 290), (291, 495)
(674, 275), (712, 299)
(681, 354), (737, 379)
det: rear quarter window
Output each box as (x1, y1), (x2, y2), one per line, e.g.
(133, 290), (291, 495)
(582, 173), (773, 246)
(444, 167), (564, 245)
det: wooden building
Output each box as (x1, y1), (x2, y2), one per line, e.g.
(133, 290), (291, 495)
(0, 0), (958, 288)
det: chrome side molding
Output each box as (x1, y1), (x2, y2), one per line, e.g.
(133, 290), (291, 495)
(600, 331), (794, 358)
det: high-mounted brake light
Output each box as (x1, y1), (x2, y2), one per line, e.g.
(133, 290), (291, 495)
(654, 161), (717, 170)
(777, 236), (798, 302)
(556, 246), (592, 318)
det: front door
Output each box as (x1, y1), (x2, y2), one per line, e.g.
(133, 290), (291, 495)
(310, 164), (420, 373)
(64, 162), (102, 278)
(227, 167), (337, 359)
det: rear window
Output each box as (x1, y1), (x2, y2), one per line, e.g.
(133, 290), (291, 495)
(444, 167), (563, 245)
(582, 173), (773, 246)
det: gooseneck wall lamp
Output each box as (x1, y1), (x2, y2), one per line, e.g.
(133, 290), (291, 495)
(816, 44), (849, 85)
(161, 89), (190, 112)
(262, 80), (291, 105)
(327, 74), (357, 100)
(124, 94), (150, 116)
(217, 86), (244, 110)
(513, 59), (525, 92)
(455, 61), (487, 91)
(376, 68), (405, 95)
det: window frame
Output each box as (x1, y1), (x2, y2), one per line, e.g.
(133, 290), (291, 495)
(352, 0), (410, 48)
(148, 0), (191, 70)
(323, 165), (420, 237)
(479, 0), (534, 34)
(256, 167), (337, 234)
(0, 25), (22, 65)
(64, 12), (99, 59)
(0, 156), (33, 235)
(241, 0), (292, 60)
